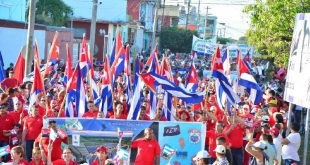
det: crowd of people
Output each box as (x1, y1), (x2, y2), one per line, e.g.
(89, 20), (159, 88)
(0, 52), (305, 165)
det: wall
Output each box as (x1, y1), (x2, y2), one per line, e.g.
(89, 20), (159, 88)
(0, 27), (45, 68)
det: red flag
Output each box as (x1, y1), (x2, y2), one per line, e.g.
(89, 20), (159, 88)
(238, 58), (251, 76)
(124, 45), (131, 76)
(13, 50), (25, 85)
(146, 46), (160, 74)
(34, 41), (41, 66)
(44, 32), (59, 77)
(211, 47), (223, 72)
(102, 55), (111, 85)
(80, 34), (89, 63)
(31, 62), (44, 94)
(87, 44), (95, 78)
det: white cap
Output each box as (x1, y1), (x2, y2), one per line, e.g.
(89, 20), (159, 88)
(252, 141), (266, 149)
(262, 115), (270, 122)
(210, 106), (216, 112)
(214, 145), (226, 154)
(193, 150), (210, 161)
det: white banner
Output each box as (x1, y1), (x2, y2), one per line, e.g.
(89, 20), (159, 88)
(284, 13), (310, 109)
(191, 35), (216, 56)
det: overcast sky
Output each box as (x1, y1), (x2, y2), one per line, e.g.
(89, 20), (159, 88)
(165, 0), (254, 39)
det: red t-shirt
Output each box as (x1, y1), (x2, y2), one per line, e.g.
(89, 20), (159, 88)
(224, 124), (244, 148)
(206, 130), (229, 158)
(52, 159), (78, 165)
(9, 110), (29, 124)
(131, 138), (161, 165)
(140, 115), (151, 121)
(9, 159), (28, 165)
(91, 159), (106, 165)
(29, 160), (44, 165)
(23, 115), (43, 140)
(82, 111), (98, 118)
(0, 78), (18, 90)
(110, 114), (127, 119)
(0, 113), (15, 141)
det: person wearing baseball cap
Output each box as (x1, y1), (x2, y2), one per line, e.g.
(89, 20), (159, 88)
(270, 127), (282, 165)
(193, 150), (210, 165)
(213, 145), (229, 165)
(91, 145), (109, 165)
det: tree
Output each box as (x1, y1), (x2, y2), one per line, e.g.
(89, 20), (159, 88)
(27, 0), (73, 26)
(217, 37), (236, 44)
(243, 0), (310, 66)
(160, 27), (197, 53)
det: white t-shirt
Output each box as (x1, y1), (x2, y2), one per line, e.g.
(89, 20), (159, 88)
(282, 133), (301, 161)
(273, 136), (282, 164)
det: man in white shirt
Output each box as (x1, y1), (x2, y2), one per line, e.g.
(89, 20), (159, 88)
(271, 127), (282, 165)
(281, 123), (301, 165)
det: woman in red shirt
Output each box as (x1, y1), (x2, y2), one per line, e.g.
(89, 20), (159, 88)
(9, 145), (29, 165)
(29, 147), (45, 165)
(91, 146), (108, 165)
(48, 147), (78, 165)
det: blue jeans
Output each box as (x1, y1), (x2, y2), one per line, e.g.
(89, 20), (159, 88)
(25, 140), (35, 162)
(209, 157), (216, 164)
(284, 159), (299, 165)
(231, 147), (244, 165)
(0, 141), (9, 162)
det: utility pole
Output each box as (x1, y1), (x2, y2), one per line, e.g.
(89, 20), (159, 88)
(185, 0), (191, 30)
(25, 0), (36, 76)
(152, 0), (159, 50)
(196, 0), (200, 30)
(89, 0), (98, 57)
(161, 0), (166, 27)
(203, 6), (210, 39)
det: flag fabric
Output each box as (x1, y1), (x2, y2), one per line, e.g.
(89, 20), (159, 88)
(79, 34), (90, 78)
(28, 62), (45, 111)
(98, 56), (113, 117)
(44, 32), (59, 77)
(186, 62), (198, 93)
(238, 59), (263, 105)
(146, 46), (160, 74)
(127, 77), (143, 120)
(0, 51), (6, 81)
(66, 64), (86, 117)
(243, 49), (252, 69)
(211, 48), (241, 110)
(110, 38), (116, 66)
(163, 144), (176, 156)
(49, 128), (58, 141)
(13, 50), (25, 85)
(64, 43), (73, 84)
(160, 56), (173, 81)
(124, 45), (132, 106)
(139, 72), (204, 104)
(0, 145), (10, 157)
(34, 41), (41, 66)
(133, 57), (141, 92)
(222, 48), (231, 81)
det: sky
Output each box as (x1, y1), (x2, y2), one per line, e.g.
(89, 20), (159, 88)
(165, 0), (254, 39)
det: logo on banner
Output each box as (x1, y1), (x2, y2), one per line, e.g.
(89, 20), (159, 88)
(163, 125), (181, 136)
(72, 134), (80, 146)
(188, 129), (201, 144)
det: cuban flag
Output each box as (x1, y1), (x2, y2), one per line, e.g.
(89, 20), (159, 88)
(44, 31), (60, 77)
(98, 56), (113, 117)
(0, 51), (6, 81)
(28, 62), (45, 112)
(222, 48), (231, 81)
(79, 34), (90, 78)
(65, 64), (86, 117)
(139, 72), (204, 104)
(64, 43), (73, 85)
(160, 56), (176, 121)
(162, 144), (176, 157)
(133, 57), (142, 92)
(186, 62), (199, 93)
(127, 77), (143, 120)
(124, 45), (132, 105)
(0, 145), (10, 157)
(146, 46), (160, 74)
(238, 58), (263, 105)
(211, 48), (241, 110)
(243, 48), (252, 69)
(110, 38), (116, 66)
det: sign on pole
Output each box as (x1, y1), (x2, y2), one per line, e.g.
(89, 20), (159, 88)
(191, 35), (216, 56)
(284, 13), (310, 109)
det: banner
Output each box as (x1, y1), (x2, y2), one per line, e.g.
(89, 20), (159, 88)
(284, 13), (310, 109)
(191, 35), (216, 56)
(46, 118), (206, 164)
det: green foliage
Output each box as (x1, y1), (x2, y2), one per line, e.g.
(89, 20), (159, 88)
(243, 0), (310, 67)
(159, 27), (197, 53)
(30, 0), (73, 26)
(217, 37), (236, 44)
